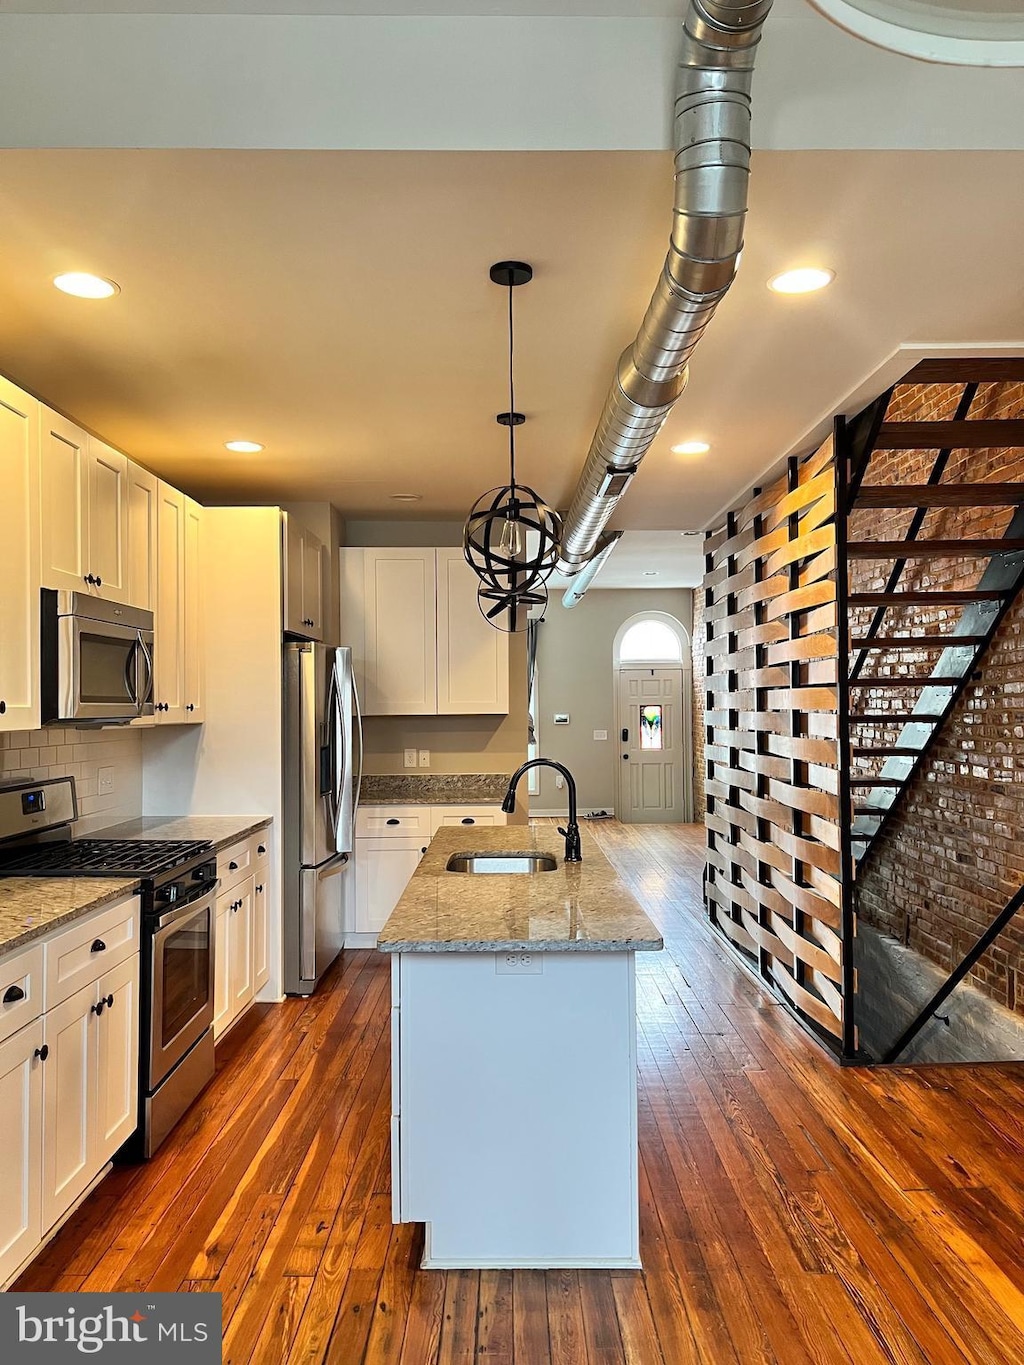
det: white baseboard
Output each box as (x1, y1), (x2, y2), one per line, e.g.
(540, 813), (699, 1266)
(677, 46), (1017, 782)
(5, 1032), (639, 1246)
(345, 931), (379, 949)
(530, 808), (615, 819)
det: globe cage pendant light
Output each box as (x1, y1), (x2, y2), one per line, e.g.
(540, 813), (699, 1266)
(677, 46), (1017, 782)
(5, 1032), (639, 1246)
(463, 261), (563, 634)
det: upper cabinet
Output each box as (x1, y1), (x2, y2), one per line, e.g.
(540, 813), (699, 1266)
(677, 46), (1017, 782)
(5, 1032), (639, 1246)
(282, 513), (325, 641)
(154, 485), (203, 723)
(341, 547), (509, 716)
(126, 461), (159, 614)
(0, 377), (41, 733)
(40, 411), (130, 605)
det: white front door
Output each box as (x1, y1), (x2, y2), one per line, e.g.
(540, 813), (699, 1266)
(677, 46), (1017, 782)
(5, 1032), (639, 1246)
(616, 667), (689, 823)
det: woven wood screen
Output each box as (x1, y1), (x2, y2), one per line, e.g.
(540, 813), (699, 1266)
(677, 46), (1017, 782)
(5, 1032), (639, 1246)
(704, 435), (852, 1052)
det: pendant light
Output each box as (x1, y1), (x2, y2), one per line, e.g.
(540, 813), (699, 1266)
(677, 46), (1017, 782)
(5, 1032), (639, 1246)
(463, 261), (562, 633)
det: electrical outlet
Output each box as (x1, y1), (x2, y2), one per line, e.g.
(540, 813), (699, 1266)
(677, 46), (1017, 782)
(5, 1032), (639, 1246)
(419, 750), (430, 767)
(404, 748), (417, 768)
(495, 951), (542, 975)
(97, 765), (115, 796)
(555, 774), (564, 790)
(593, 729), (608, 741)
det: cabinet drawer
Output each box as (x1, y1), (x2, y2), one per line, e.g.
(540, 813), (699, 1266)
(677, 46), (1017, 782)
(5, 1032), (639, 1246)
(355, 807), (431, 840)
(218, 840), (252, 894)
(429, 806), (506, 836)
(0, 943), (44, 1047)
(45, 896), (140, 1012)
(250, 829), (271, 874)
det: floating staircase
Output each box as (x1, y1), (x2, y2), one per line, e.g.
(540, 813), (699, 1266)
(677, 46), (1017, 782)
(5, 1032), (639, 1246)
(837, 361), (1024, 869)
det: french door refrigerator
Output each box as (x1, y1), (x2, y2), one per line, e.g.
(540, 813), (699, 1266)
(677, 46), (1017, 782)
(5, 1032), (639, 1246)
(283, 642), (361, 995)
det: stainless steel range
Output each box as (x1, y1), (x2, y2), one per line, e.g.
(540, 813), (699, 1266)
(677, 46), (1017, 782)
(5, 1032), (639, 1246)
(0, 777), (218, 1157)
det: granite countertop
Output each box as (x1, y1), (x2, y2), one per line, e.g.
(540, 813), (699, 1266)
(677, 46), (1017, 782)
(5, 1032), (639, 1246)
(359, 774), (510, 806)
(0, 877), (141, 958)
(377, 826), (663, 954)
(91, 815), (272, 853)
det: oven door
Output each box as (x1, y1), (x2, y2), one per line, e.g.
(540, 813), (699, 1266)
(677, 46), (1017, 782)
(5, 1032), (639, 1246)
(58, 614), (153, 722)
(148, 892), (216, 1090)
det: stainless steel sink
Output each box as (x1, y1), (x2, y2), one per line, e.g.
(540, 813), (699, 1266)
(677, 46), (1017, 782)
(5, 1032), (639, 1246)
(445, 852), (558, 875)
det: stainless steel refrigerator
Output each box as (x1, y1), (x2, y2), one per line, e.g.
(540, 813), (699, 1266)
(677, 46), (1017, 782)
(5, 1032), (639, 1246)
(283, 642), (361, 995)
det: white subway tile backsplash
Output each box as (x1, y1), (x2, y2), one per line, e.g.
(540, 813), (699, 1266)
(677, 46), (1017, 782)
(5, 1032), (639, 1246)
(0, 725), (142, 834)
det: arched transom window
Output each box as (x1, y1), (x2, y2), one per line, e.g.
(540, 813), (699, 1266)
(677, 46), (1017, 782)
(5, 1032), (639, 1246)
(615, 614), (687, 665)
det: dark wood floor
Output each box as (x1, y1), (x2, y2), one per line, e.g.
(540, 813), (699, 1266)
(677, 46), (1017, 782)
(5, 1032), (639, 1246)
(17, 820), (1024, 1363)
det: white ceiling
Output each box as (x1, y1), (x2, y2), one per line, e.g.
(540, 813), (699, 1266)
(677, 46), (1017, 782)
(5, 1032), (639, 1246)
(550, 532), (705, 591)
(0, 146), (1022, 536)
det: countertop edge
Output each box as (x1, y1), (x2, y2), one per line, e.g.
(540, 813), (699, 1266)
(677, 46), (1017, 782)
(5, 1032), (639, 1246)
(210, 817), (273, 852)
(0, 879), (141, 959)
(377, 937), (665, 954)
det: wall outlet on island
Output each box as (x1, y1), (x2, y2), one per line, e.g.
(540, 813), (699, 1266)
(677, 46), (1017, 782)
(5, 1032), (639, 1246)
(418, 750), (430, 767)
(404, 748), (417, 768)
(496, 951), (542, 975)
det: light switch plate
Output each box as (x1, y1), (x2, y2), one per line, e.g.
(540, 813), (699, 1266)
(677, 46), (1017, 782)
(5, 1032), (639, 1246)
(593, 729), (608, 741)
(418, 749), (430, 767)
(97, 765), (115, 795)
(404, 748), (417, 768)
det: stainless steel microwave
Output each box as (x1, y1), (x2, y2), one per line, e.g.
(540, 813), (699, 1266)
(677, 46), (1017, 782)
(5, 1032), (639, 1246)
(41, 589), (155, 724)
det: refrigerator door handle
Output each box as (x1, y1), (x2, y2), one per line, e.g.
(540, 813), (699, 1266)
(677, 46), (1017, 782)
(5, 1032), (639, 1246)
(352, 670), (364, 823)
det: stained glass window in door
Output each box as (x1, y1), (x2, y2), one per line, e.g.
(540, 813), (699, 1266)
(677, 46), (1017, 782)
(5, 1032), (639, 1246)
(639, 704), (663, 750)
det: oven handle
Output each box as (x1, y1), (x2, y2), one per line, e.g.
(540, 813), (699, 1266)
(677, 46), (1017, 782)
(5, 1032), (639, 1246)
(155, 884), (219, 931)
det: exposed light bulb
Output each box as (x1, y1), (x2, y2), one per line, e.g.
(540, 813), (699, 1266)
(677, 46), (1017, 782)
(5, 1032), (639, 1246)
(498, 517), (524, 558)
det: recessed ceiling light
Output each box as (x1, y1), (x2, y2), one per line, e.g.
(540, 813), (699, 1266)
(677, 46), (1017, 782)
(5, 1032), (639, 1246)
(767, 267), (835, 295)
(224, 440), (263, 453)
(672, 440), (710, 456)
(53, 272), (119, 299)
(390, 493), (423, 503)
(642, 570), (659, 577)
(680, 530), (702, 537)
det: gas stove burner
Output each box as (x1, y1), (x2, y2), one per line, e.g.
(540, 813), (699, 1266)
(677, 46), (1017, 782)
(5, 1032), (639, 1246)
(0, 838), (214, 879)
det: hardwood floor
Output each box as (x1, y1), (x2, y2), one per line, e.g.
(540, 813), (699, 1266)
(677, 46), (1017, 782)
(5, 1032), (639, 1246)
(17, 820), (1024, 1363)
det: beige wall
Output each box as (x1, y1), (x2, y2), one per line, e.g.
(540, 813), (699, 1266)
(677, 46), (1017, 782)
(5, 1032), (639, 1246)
(534, 588), (693, 813)
(344, 519), (529, 777)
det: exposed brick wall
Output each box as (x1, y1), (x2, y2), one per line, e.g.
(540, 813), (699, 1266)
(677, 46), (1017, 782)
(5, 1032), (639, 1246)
(854, 377), (1024, 1015)
(691, 585), (705, 817)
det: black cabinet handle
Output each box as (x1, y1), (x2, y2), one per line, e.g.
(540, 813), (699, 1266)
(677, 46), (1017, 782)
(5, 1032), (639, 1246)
(258, 844), (266, 855)
(84, 573), (95, 585)
(386, 819), (400, 827)
(91, 939), (107, 953)
(256, 884), (264, 894)
(0, 702), (6, 716)
(3, 985), (25, 1004)
(95, 576), (102, 587)
(229, 861), (239, 871)
(421, 846), (427, 854)
(34, 1045), (49, 1062)
(186, 703), (195, 713)
(461, 817), (475, 825)
(91, 1000), (105, 1016)
(105, 993), (114, 1008)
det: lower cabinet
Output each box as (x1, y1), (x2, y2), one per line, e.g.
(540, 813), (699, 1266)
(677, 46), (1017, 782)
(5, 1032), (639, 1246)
(214, 874), (255, 1041)
(0, 1019), (44, 1286)
(0, 895), (140, 1287)
(350, 805), (507, 938)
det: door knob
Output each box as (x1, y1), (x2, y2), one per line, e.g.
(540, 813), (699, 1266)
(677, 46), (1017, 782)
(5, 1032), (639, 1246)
(623, 754), (629, 761)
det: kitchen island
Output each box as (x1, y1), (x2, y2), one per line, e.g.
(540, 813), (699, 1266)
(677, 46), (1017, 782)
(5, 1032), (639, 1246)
(377, 824), (662, 1270)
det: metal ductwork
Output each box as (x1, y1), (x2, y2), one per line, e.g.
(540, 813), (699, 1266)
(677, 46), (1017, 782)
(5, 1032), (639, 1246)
(556, 0), (773, 578)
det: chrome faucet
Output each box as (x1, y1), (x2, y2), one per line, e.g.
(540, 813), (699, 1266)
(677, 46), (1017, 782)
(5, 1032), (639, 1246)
(502, 759), (582, 863)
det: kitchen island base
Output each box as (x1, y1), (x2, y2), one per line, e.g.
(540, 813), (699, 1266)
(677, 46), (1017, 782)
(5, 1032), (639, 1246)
(390, 949), (640, 1270)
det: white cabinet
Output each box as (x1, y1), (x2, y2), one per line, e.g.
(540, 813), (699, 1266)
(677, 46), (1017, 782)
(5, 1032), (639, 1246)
(341, 547), (508, 716)
(253, 876), (269, 992)
(126, 461), (159, 614)
(283, 514), (325, 641)
(40, 982), (94, 1231)
(93, 955), (140, 1166)
(40, 411), (130, 605)
(214, 870), (256, 1041)
(155, 484), (204, 723)
(0, 376), (41, 733)
(435, 548), (510, 715)
(353, 837), (427, 935)
(350, 805), (506, 939)
(0, 1019), (43, 1286)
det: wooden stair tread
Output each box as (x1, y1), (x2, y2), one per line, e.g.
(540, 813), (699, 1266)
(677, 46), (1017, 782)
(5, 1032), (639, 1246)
(850, 635), (986, 649)
(907, 358), (1024, 383)
(849, 589), (1007, 605)
(847, 539), (1024, 559)
(849, 778), (907, 787)
(855, 485), (1024, 509)
(854, 805), (893, 816)
(873, 420), (1024, 450)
